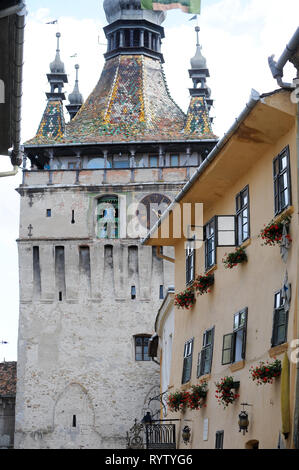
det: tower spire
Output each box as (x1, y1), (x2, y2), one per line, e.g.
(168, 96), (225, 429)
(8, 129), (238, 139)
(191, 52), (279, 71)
(184, 26), (216, 138)
(66, 64), (84, 120)
(47, 32), (68, 100)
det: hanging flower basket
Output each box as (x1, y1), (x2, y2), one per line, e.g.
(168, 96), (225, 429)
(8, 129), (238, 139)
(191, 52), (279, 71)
(249, 359), (281, 385)
(259, 215), (292, 247)
(174, 286), (196, 310)
(194, 274), (214, 296)
(187, 382), (208, 410)
(167, 390), (190, 412)
(215, 376), (240, 408)
(222, 247), (248, 269)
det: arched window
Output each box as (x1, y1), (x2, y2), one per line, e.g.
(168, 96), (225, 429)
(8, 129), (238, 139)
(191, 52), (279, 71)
(97, 195), (119, 239)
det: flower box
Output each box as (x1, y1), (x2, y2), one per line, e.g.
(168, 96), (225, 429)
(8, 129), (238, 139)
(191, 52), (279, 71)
(187, 382), (208, 410)
(259, 215), (292, 247)
(167, 382), (208, 412)
(194, 274), (214, 296)
(215, 376), (240, 408)
(222, 247), (247, 269)
(174, 286), (196, 310)
(167, 390), (190, 412)
(249, 359), (281, 385)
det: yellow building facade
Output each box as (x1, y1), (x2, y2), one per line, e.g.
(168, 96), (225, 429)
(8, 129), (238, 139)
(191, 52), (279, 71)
(144, 88), (299, 449)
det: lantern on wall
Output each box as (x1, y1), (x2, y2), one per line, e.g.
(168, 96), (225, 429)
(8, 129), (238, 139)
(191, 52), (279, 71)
(182, 425), (191, 444)
(238, 403), (252, 435)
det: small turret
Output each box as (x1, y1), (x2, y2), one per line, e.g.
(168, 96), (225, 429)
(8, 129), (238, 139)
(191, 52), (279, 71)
(46, 32), (68, 100)
(184, 26), (216, 139)
(66, 64), (84, 120)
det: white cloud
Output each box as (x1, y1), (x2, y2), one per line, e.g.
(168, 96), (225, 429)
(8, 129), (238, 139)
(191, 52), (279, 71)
(1, 0), (299, 360)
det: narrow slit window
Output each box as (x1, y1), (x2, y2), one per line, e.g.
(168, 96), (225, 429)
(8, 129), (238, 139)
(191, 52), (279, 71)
(72, 415), (76, 428)
(71, 210), (75, 224)
(59, 291), (63, 302)
(159, 285), (164, 300)
(47, 209), (51, 217)
(131, 286), (136, 300)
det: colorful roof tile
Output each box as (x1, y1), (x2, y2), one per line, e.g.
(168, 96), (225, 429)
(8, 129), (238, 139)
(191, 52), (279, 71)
(184, 96), (216, 138)
(0, 362), (17, 397)
(26, 54), (216, 146)
(26, 100), (65, 145)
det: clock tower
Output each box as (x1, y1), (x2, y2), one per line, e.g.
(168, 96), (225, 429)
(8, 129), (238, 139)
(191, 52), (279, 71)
(15, 1), (217, 449)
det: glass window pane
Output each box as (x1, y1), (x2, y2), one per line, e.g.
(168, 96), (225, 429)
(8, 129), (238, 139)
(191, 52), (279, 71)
(281, 155), (287, 170)
(239, 312), (246, 327)
(277, 325), (286, 344)
(234, 330), (243, 362)
(218, 231), (235, 246)
(275, 292), (281, 309)
(222, 349), (231, 365)
(218, 216), (235, 231)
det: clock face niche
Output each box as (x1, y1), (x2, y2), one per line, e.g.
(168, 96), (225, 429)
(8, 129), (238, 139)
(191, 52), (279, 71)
(137, 193), (171, 231)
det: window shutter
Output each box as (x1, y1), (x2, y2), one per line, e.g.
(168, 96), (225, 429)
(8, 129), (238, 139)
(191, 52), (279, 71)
(222, 333), (234, 365)
(271, 309), (279, 347)
(216, 216), (236, 247)
(241, 309), (248, 360)
(197, 351), (202, 378)
(182, 339), (193, 384)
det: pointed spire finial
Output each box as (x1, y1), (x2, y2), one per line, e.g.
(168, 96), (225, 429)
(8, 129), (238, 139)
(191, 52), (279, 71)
(50, 31), (65, 74)
(191, 26), (207, 70)
(67, 64), (84, 120)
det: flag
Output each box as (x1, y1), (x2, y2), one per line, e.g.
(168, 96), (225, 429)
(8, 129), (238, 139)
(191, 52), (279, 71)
(141, 0), (201, 14)
(46, 20), (58, 24)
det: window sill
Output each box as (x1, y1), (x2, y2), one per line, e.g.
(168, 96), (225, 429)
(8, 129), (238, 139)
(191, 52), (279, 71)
(197, 373), (211, 382)
(230, 360), (245, 372)
(273, 206), (294, 224)
(240, 238), (251, 249)
(205, 265), (217, 276)
(269, 342), (288, 358)
(181, 381), (191, 391)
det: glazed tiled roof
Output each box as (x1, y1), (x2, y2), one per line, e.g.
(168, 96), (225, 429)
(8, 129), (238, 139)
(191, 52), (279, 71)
(184, 96), (215, 138)
(26, 55), (216, 147)
(0, 362), (17, 397)
(27, 100), (65, 145)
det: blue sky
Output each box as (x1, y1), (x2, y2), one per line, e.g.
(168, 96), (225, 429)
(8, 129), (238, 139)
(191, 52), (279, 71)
(0, 0), (299, 361)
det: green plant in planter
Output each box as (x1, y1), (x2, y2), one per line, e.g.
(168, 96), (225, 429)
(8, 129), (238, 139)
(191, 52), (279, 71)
(249, 359), (281, 385)
(215, 376), (240, 408)
(259, 215), (292, 247)
(174, 285), (196, 310)
(167, 390), (190, 412)
(194, 274), (214, 295)
(222, 247), (247, 269)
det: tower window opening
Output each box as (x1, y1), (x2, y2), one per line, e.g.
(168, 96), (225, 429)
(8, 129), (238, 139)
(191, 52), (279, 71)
(72, 415), (76, 428)
(97, 196), (119, 239)
(47, 209), (51, 217)
(159, 285), (164, 300)
(131, 286), (136, 300)
(71, 210), (75, 224)
(59, 291), (63, 302)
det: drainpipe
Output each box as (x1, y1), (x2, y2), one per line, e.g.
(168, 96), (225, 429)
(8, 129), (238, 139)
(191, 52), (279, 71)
(294, 102), (299, 449)
(0, 165), (19, 178)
